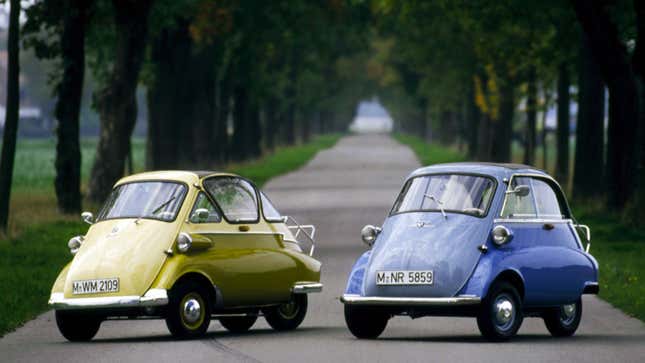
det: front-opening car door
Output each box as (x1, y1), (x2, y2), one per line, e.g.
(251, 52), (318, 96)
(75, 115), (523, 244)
(195, 177), (295, 307)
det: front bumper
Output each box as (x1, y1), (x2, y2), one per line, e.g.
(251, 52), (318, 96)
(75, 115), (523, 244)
(340, 294), (481, 306)
(48, 289), (168, 310)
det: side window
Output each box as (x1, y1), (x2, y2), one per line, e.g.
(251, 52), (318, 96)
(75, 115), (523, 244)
(260, 192), (283, 222)
(532, 179), (564, 219)
(203, 177), (259, 223)
(501, 177), (536, 218)
(189, 193), (221, 223)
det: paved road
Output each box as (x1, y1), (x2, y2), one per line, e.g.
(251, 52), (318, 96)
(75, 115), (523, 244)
(2, 134), (644, 362)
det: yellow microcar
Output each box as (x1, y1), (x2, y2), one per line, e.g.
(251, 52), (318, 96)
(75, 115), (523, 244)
(49, 171), (322, 341)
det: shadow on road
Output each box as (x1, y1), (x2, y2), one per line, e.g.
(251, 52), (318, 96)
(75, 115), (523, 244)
(380, 333), (645, 345)
(87, 326), (343, 344)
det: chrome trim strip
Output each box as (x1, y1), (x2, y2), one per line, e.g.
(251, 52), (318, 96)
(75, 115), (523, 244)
(340, 294), (481, 306)
(48, 289), (168, 310)
(192, 231), (283, 236)
(292, 282), (323, 294)
(493, 218), (572, 224)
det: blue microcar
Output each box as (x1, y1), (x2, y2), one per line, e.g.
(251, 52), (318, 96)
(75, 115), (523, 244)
(341, 163), (598, 341)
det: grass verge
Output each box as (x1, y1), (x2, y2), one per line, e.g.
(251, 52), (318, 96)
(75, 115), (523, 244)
(395, 134), (645, 322)
(0, 134), (341, 337)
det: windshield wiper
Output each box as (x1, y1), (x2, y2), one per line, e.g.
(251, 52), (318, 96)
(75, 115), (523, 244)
(424, 194), (447, 219)
(151, 196), (177, 216)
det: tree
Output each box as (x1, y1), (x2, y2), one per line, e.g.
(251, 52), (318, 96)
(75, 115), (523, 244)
(571, 0), (639, 208)
(555, 62), (571, 185)
(54, 2), (93, 214)
(523, 65), (537, 166)
(88, 0), (155, 203)
(573, 35), (605, 198)
(0, 0), (21, 232)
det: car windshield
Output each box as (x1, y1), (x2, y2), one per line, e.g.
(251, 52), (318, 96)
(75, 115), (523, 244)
(391, 174), (495, 217)
(97, 181), (187, 222)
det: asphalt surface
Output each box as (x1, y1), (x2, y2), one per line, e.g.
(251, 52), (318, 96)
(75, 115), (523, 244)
(1, 134), (644, 362)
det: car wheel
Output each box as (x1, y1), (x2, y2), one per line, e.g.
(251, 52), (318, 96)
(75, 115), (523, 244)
(219, 314), (258, 333)
(165, 281), (211, 339)
(477, 281), (524, 341)
(543, 298), (582, 337)
(263, 294), (307, 331)
(344, 305), (388, 339)
(55, 310), (101, 342)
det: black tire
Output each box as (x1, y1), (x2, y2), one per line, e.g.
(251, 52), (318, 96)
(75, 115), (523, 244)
(344, 305), (388, 339)
(55, 310), (101, 342)
(477, 281), (524, 341)
(543, 298), (582, 337)
(262, 294), (307, 331)
(165, 281), (211, 339)
(219, 314), (258, 333)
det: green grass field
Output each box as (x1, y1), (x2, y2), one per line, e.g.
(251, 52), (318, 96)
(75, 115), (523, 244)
(395, 133), (645, 322)
(0, 134), (340, 336)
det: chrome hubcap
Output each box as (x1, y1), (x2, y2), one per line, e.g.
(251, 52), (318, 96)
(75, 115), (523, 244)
(182, 298), (202, 324)
(560, 303), (577, 325)
(493, 295), (515, 331)
(278, 300), (299, 319)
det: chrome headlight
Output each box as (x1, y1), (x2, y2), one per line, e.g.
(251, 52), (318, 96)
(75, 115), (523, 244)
(361, 225), (381, 247)
(67, 236), (83, 255)
(177, 232), (192, 253)
(492, 225), (513, 246)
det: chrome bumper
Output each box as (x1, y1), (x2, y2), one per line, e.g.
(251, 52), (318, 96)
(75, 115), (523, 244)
(340, 294), (481, 306)
(292, 282), (323, 294)
(49, 289), (168, 310)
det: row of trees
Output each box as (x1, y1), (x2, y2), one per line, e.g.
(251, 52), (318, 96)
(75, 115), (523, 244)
(0, 0), (374, 232)
(370, 0), (644, 221)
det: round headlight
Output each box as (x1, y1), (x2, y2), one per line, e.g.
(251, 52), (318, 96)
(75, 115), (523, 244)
(177, 232), (192, 253)
(68, 236), (83, 255)
(361, 225), (380, 247)
(492, 225), (512, 246)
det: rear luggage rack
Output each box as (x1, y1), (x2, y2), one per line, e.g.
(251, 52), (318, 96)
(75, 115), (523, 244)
(284, 215), (316, 256)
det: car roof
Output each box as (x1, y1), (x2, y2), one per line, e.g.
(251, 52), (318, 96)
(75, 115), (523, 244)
(408, 162), (549, 180)
(116, 170), (239, 186)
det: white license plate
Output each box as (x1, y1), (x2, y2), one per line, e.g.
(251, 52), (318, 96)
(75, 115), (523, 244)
(376, 270), (434, 285)
(72, 278), (119, 295)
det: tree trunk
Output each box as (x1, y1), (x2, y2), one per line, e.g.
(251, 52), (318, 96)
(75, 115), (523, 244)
(54, 1), (90, 214)
(300, 117), (311, 144)
(573, 36), (605, 198)
(571, 0), (639, 208)
(523, 66), (537, 166)
(285, 100), (296, 146)
(231, 85), (249, 161)
(264, 98), (278, 152)
(248, 99), (261, 158)
(0, 0), (20, 232)
(88, 0), (154, 203)
(188, 46), (216, 167)
(541, 85), (552, 171)
(491, 78), (515, 162)
(467, 83), (480, 159)
(556, 62), (571, 185)
(214, 76), (230, 165)
(629, 0), (645, 221)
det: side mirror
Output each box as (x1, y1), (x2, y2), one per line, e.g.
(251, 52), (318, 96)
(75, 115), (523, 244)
(506, 185), (530, 197)
(190, 208), (210, 222)
(81, 211), (94, 225)
(361, 225), (382, 247)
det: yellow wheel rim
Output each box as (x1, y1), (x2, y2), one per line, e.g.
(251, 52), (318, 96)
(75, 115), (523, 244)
(179, 292), (205, 330)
